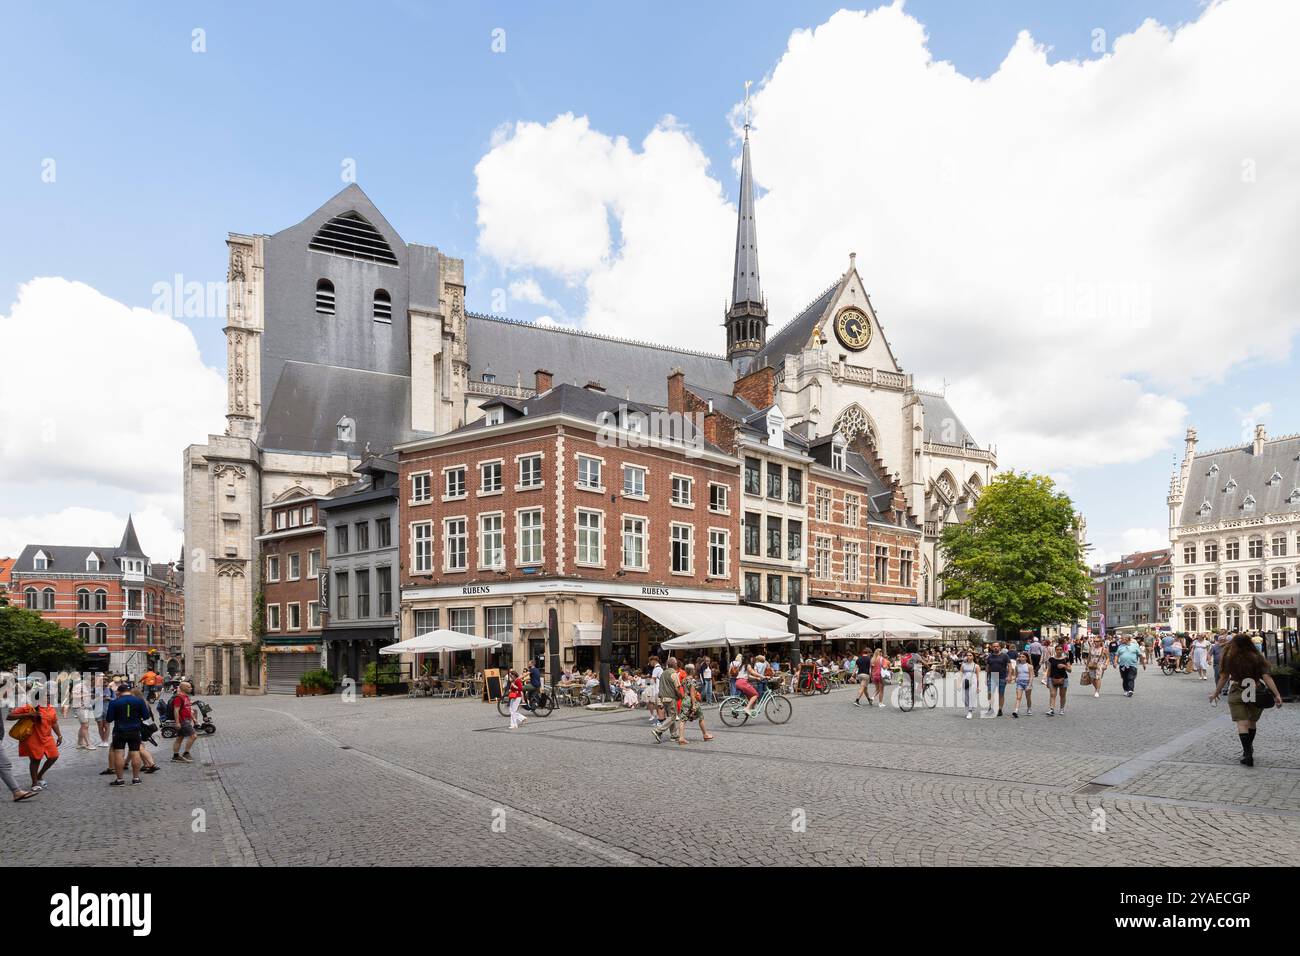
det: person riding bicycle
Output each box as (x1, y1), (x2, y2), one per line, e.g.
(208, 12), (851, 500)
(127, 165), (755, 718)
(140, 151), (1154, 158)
(735, 654), (762, 716)
(525, 658), (543, 710)
(900, 646), (921, 703)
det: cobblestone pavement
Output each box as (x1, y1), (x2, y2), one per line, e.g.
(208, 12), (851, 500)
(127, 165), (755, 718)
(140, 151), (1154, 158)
(4, 667), (1297, 866)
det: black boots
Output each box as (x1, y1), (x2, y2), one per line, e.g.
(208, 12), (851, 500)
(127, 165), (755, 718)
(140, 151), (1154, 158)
(1239, 729), (1256, 767)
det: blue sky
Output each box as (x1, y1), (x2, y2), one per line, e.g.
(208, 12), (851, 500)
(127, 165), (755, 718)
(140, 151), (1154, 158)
(2, 0), (1297, 564)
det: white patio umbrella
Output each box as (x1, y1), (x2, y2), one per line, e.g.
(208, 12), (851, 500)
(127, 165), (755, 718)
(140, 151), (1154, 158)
(379, 629), (502, 654)
(825, 617), (941, 642)
(662, 620), (795, 649)
(1254, 584), (1300, 617)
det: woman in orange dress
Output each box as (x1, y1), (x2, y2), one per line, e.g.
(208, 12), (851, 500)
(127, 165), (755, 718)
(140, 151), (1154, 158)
(8, 696), (63, 791)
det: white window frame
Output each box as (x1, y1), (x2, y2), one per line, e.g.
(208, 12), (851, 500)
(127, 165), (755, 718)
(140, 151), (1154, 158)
(621, 515), (647, 571)
(265, 555), (280, 583)
(444, 517), (468, 572)
(575, 508), (604, 567)
(670, 522), (694, 576)
(516, 508), (544, 566)
(478, 512), (505, 570)
(478, 459), (504, 497)
(286, 602), (301, 631)
(670, 474), (694, 508)
(622, 464), (647, 499)
(814, 536), (833, 580)
(708, 482), (729, 514)
(308, 601), (321, 629)
(708, 528), (729, 579)
(287, 552), (301, 581)
(308, 549), (321, 579)
(845, 540), (860, 583)
(410, 471), (433, 505)
(516, 453), (544, 491)
(576, 454), (604, 492)
(411, 521), (434, 574)
(443, 465), (467, 501)
(266, 603), (281, 631)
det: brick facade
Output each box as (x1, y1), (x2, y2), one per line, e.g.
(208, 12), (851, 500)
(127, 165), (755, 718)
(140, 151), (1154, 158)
(258, 497), (326, 643)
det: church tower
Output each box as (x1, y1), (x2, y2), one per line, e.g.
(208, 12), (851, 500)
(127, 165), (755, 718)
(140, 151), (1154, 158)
(725, 118), (767, 374)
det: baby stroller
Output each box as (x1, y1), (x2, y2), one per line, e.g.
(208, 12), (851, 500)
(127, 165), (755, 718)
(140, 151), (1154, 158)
(160, 697), (216, 737)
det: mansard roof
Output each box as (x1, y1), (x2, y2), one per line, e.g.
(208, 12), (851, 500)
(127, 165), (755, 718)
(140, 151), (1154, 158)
(12, 518), (164, 577)
(916, 390), (979, 447)
(1179, 432), (1300, 527)
(260, 361), (423, 455)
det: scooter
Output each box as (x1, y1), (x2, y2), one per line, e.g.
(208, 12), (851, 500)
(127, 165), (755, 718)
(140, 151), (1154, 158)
(159, 698), (216, 737)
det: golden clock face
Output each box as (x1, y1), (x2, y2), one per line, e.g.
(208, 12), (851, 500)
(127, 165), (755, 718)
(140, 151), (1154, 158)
(834, 307), (871, 351)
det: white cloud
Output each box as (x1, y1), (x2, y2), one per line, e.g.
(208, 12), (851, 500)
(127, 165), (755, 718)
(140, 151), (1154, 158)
(1088, 526), (1170, 568)
(0, 278), (226, 494)
(472, 0), (1300, 475)
(507, 277), (564, 315)
(0, 505), (182, 565)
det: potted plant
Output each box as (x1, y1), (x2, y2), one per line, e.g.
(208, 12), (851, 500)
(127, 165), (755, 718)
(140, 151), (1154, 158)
(363, 660), (404, 697)
(296, 668), (335, 697)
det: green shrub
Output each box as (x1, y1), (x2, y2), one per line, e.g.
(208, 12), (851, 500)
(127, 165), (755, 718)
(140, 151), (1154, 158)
(298, 668), (335, 692)
(363, 661), (402, 684)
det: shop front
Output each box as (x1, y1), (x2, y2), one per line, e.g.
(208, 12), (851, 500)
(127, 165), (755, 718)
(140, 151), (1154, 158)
(263, 639), (324, 695)
(400, 578), (739, 679)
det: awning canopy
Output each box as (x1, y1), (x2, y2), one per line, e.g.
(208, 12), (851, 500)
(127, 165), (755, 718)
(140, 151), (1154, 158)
(1255, 584), (1300, 616)
(572, 622), (602, 646)
(826, 617), (942, 642)
(379, 629), (501, 654)
(813, 600), (994, 632)
(663, 619), (795, 649)
(752, 602), (868, 633)
(608, 598), (811, 640)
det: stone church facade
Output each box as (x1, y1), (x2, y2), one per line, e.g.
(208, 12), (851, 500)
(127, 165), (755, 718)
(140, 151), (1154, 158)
(183, 138), (994, 690)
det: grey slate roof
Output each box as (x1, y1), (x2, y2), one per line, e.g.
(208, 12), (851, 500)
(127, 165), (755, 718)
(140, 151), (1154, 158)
(466, 314), (735, 406)
(731, 130), (762, 309)
(260, 361), (425, 455)
(1179, 434), (1300, 527)
(917, 391), (978, 447)
(753, 282), (839, 367)
(12, 518), (166, 577)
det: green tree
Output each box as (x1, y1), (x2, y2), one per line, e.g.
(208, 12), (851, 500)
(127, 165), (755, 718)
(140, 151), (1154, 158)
(939, 472), (1091, 640)
(0, 605), (88, 672)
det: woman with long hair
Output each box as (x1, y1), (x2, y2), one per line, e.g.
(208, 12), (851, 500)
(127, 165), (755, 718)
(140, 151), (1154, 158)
(1210, 635), (1283, 766)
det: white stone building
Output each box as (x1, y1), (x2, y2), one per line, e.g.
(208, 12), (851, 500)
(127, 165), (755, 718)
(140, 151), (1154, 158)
(1167, 424), (1300, 634)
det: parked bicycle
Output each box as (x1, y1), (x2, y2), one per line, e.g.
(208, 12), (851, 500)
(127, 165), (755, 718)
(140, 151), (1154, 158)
(798, 668), (830, 696)
(718, 676), (792, 726)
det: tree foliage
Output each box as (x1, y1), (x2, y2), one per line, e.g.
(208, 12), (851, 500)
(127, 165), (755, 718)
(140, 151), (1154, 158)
(939, 472), (1091, 638)
(0, 605), (88, 672)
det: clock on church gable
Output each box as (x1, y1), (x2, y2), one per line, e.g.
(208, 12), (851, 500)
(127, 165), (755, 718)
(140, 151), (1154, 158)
(833, 306), (871, 351)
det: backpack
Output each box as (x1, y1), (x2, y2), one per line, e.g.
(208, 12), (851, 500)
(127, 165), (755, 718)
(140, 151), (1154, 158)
(728, 661), (739, 678)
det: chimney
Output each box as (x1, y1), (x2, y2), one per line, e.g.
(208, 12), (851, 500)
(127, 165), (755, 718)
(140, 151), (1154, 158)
(1254, 423), (1266, 455)
(734, 363), (776, 410)
(667, 367), (685, 415)
(584, 380), (605, 393)
(534, 368), (553, 393)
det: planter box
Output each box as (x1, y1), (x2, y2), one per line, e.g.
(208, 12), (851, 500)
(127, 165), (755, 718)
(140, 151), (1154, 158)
(295, 685), (327, 697)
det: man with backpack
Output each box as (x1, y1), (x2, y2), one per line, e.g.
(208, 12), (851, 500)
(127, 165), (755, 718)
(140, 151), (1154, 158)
(104, 682), (149, 786)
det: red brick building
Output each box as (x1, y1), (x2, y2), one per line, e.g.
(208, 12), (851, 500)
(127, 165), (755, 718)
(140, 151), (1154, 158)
(397, 378), (742, 671)
(256, 492), (328, 692)
(10, 517), (181, 673)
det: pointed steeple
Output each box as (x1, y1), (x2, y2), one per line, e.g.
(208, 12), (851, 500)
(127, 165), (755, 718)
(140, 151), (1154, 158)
(725, 92), (768, 375)
(118, 515), (146, 558)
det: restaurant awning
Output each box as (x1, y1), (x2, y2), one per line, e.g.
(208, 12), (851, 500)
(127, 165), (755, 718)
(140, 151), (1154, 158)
(812, 600), (995, 632)
(607, 598), (808, 638)
(572, 622), (603, 646)
(752, 602), (867, 633)
(1254, 584), (1300, 616)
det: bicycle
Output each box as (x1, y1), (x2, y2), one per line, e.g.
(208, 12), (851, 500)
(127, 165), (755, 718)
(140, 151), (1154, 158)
(1158, 655), (1179, 677)
(797, 669), (830, 696)
(896, 668), (939, 712)
(496, 685), (554, 718)
(718, 679), (792, 726)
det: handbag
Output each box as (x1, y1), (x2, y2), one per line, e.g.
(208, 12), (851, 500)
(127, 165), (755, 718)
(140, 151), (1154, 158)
(1252, 682), (1276, 710)
(1080, 670), (1093, 686)
(8, 715), (35, 741)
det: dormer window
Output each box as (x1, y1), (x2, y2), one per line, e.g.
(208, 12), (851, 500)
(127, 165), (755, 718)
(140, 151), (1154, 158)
(1225, 478), (1237, 492)
(33, 550), (49, 571)
(766, 406), (785, 450)
(1208, 463), (1219, 476)
(1289, 488), (1300, 505)
(1198, 501), (1212, 518)
(482, 364), (496, 384)
(831, 435), (846, 471)
(1243, 494), (1256, 512)
(373, 289), (392, 323)
(1268, 471), (1283, 485)
(336, 416), (355, 443)
(315, 279), (336, 315)
(86, 553), (100, 572)
(625, 411), (644, 434)
(485, 407), (504, 426)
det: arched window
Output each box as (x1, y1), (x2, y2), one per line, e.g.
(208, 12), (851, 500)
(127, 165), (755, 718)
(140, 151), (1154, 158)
(1224, 605), (1241, 631)
(309, 211), (398, 265)
(1203, 573), (1218, 596)
(1248, 607), (1263, 631)
(315, 278), (336, 315)
(42, 587), (55, 610)
(94, 622), (108, 644)
(77, 588), (91, 611)
(1247, 570), (1264, 593)
(76, 622), (90, 642)
(373, 288), (392, 323)
(1203, 606), (1219, 631)
(24, 587), (38, 609)
(94, 588), (108, 611)
(1182, 575), (1196, 597)
(1225, 571), (1240, 595)
(1183, 606), (1199, 632)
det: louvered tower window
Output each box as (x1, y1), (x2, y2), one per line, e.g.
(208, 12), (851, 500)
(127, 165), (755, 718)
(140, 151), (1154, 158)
(373, 289), (392, 323)
(309, 211), (398, 265)
(315, 279), (335, 315)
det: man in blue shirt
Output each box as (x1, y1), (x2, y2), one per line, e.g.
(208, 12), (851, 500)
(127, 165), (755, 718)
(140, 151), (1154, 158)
(1115, 635), (1145, 697)
(526, 659), (542, 710)
(104, 682), (149, 785)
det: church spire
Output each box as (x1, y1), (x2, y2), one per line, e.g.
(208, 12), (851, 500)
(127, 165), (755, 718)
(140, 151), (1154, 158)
(725, 82), (768, 375)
